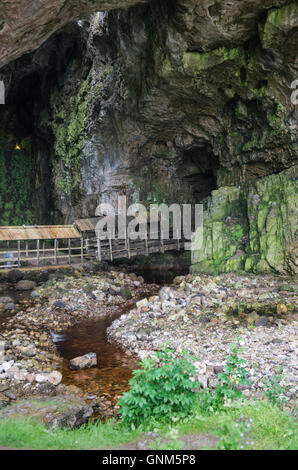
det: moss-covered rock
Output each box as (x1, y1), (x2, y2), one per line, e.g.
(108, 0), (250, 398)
(0, 394), (92, 429)
(246, 165), (297, 275)
(260, 3), (298, 49)
(191, 186), (247, 275)
(191, 166), (298, 275)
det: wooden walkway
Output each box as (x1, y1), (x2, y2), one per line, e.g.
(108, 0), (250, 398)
(0, 229), (186, 269)
(86, 233), (185, 263)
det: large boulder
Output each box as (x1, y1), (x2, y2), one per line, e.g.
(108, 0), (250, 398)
(6, 270), (24, 283)
(15, 280), (36, 291)
(69, 352), (97, 370)
(0, 395), (93, 429)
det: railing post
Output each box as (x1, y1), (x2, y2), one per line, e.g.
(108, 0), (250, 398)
(108, 231), (113, 262)
(81, 237), (84, 263)
(177, 228), (180, 251)
(68, 238), (71, 264)
(36, 240), (40, 266)
(17, 240), (21, 267)
(127, 228), (131, 259)
(54, 239), (57, 264)
(97, 236), (101, 261)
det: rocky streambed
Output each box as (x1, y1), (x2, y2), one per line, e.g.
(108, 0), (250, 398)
(108, 273), (298, 407)
(0, 266), (159, 424)
(0, 268), (297, 429)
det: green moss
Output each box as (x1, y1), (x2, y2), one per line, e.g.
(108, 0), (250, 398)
(242, 131), (264, 152)
(0, 125), (35, 225)
(235, 101), (248, 119)
(158, 56), (173, 78)
(266, 103), (287, 134)
(183, 47), (244, 73)
(250, 86), (269, 100)
(49, 69), (92, 195)
(226, 224), (244, 245)
(260, 3), (298, 49)
(266, 2), (298, 28)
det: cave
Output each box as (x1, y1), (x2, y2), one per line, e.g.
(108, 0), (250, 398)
(0, 25), (84, 226)
(0, 70), (54, 226)
(179, 145), (219, 203)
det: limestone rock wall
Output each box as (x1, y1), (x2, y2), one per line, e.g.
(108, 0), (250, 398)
(0, 0), (147, 69)
(191, 165), (298, 275)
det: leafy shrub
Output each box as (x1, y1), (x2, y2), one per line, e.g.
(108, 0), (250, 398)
(117, 347), (201, 426)
(197, 342), (250, 412)
(216, 419), (250, 450)
(263, 367), (286, 408)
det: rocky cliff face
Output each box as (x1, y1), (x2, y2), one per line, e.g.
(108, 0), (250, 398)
(0, 0), (297, 274)
(0, 0), (147, 69)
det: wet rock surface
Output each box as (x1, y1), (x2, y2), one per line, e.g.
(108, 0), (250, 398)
(0, 394), (93, 429)
(108, 273), (298, 405)
(70, 353), (97, 370)
(0, 0), (147, 69)
(15, 280), (36, 291)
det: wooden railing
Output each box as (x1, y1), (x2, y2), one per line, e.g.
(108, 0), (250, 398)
(0, 229), (186, 269)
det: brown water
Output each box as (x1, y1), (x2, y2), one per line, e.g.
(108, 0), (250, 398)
(55, 307), (140, 418)
(54, 284), (161, 420)
(53, 270), (185, 419)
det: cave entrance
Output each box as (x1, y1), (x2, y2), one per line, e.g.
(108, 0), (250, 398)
(179, 144), (219, 203)
(0, 70), (55, 226)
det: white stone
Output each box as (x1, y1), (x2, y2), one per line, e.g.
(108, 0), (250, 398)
(35, 374), (48, 383)
(0, 360), (14, 373)
(47, 371), (62, 385)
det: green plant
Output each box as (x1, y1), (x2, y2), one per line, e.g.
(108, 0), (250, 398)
(216, 418), (250, 450)
(263, 367), (286, 408)
(117, 347), (202, 427)
(0, 401), (296, 450)
(149, 428), (184, 450)
(197, 342), (250, 412)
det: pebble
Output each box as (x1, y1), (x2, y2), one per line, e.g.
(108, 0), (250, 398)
(108, 272), (298, 402)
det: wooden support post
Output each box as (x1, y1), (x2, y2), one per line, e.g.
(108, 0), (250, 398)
(177, 228), (180, 251)
(68, 239), (71, 264)
(81, 237), (84, 263)
(161, 231), (164, 254)
(36, 240), (40, 266)
(85, 237), (89, 254)
(109, 232), (113, 262)
(17, 240), (21, 267)
(97, 236), (101, 261)
(127, 228), (131, 259)
(26, 242), (28, 257)
(145, 236), (149, 256)
(54, 239), (57, 265)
